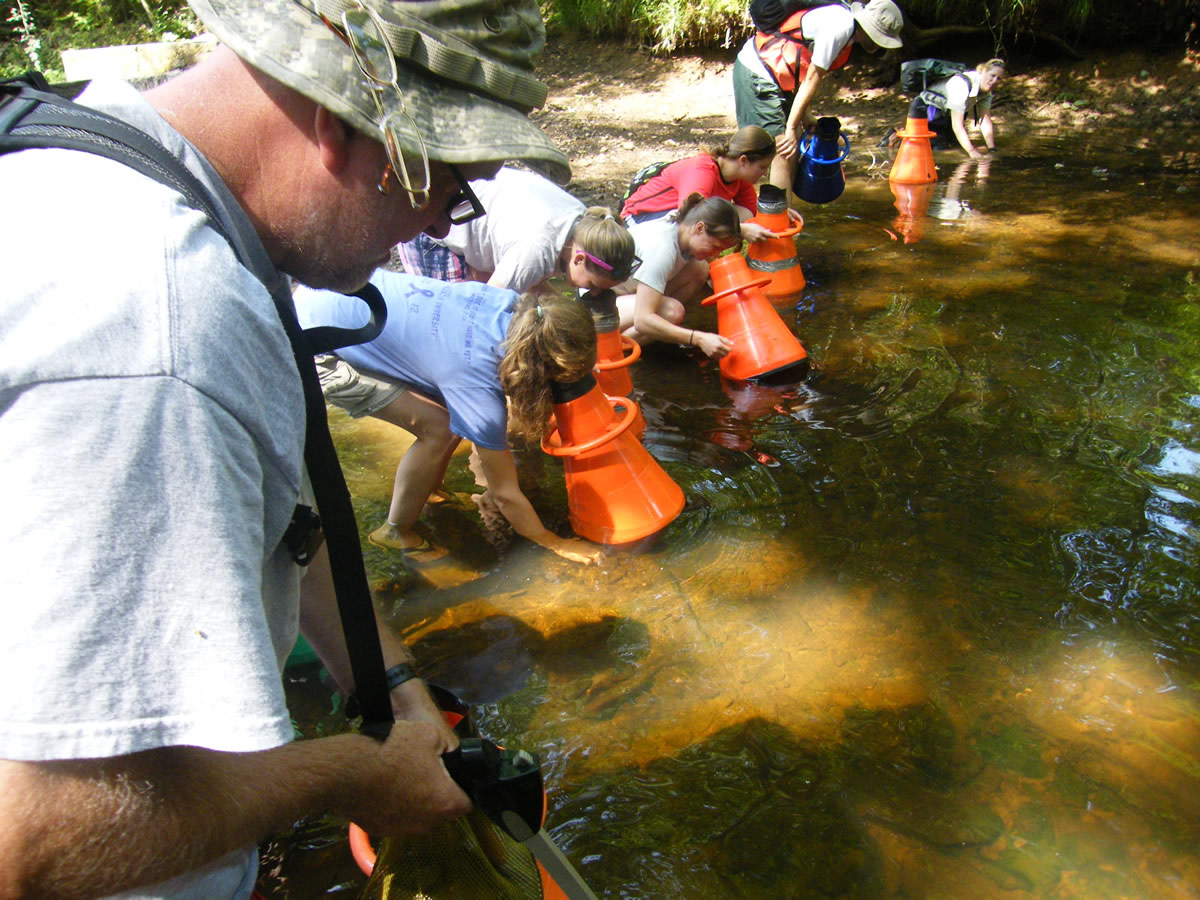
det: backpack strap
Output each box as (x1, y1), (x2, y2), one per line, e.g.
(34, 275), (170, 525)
(0, 73), (397, 736)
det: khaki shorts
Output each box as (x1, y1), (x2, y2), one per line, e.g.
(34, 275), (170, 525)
(733, 58), (790, 136)
(315, 354), (406, 418)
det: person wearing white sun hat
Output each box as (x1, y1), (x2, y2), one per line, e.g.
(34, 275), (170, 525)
(734, 0), (905, 192)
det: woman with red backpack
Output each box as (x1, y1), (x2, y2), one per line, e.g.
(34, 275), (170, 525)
(620, 126), (798, 242)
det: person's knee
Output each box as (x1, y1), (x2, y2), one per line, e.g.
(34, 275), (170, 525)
(661, 297), (686, 325)
(414, 426), (456, 452)
(615, 293), (638, 331)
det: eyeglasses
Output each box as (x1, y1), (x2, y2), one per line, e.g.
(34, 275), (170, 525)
(317, 0), (431, 208)
(582, 249), (642, 282)
(445, 165), (486, 226)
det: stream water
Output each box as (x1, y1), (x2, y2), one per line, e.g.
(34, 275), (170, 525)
(258, 132), (1200, 899)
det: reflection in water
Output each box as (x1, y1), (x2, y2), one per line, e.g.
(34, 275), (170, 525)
(888, 158), (991, 244)
(264, 135), (1200, 899)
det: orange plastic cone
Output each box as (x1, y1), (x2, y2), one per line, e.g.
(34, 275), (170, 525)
(581, 289), (641, 398)
(745, 185), (805, 299)
(889, 99), (938, 185)
(702, 254), (808, 382)
(542, 374), (684, 544)
(581, 288), (645, 439)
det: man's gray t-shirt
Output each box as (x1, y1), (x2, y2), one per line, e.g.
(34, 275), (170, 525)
(0, 79), (306, 897)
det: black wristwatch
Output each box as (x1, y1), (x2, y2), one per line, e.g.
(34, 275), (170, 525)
(385, 662), (418, 691)
(344, 663), (419, 719)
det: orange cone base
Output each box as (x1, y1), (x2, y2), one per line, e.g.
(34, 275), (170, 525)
(720, 318), (809, 382)
(889, 116), (938, 185)
(756, 262), (807, 299)
(562, 431), (685, 544)
(706, 255), (810, 383)
(544, 383), (683, 544)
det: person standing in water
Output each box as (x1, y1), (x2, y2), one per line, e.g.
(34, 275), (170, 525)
(295, 272), (604, 565)
(733, 0), (905, 193)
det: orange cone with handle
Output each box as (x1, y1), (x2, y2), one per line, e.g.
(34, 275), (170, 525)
(889, 98), (938, 185)
(542, 374), (684, 544)
(580, 288), (645, 439)
(745, 184), (805, 299)
(702, 254), (809, 383)
(580, 288), (640, 398)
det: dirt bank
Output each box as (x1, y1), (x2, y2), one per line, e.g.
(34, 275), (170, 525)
(530, 40), (1200, 208)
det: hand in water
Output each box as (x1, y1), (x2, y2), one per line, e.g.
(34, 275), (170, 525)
(695, 331), (734, 359)
(546, 534), (604, 565)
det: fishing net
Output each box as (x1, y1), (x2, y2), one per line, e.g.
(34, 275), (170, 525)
(359, 809), (550, 900)
(357, 688), (564, 900)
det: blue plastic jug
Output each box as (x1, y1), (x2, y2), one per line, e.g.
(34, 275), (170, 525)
(794, 116), (850, 204)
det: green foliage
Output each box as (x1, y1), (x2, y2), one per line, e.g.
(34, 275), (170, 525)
(3, 0), (1193, 78)
(542, 0), (1198, 51)
(541, 0), (641, 38)
(1, 0), (199, 81)
(640, 0), (748, 51)
(542, 0), (749, 49)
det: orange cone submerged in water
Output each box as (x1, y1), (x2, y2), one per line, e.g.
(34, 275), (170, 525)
(889, 180), (936, 244)
(745, 184), (805, 299)
(890, 98), (938, 185)
(542, 374), (684, 544)
(702, 254), (809, 383)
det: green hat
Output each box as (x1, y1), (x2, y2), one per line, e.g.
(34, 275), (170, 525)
(188, 0), (570, 183)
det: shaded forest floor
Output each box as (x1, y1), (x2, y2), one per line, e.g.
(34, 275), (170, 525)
(530, 39), (1200, 208)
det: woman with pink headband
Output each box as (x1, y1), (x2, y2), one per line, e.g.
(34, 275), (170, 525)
(396, 166), (638, 294)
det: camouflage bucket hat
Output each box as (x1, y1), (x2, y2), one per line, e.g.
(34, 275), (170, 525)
(188, 0), (570, 183)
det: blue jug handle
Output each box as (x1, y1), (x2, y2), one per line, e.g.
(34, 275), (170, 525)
(798, 130), (851, 165)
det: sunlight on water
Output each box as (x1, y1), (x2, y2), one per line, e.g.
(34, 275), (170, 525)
(261, 135), (1200, 899)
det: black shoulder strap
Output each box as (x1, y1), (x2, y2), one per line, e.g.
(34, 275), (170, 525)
(0, 74), (397, 737)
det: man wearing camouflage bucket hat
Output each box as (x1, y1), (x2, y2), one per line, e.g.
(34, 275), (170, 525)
(0, 0), (566, 896)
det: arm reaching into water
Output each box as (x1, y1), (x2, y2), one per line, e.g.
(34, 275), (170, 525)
(473, 446), (603, 564)
(950, 108), (985, 159)
(627, 281), (733, 359)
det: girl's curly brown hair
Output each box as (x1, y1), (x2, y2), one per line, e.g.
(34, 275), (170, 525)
(500, 293), (597, 444)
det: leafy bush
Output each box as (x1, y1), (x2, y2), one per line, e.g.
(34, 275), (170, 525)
(1, 0), (200, 81)
(2, 0), (1193, 81)
(542, 0), (750, 49)
(541, 0), (1199, 52)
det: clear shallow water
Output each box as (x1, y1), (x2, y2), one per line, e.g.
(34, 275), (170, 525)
(260, 136), (1200, 898)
